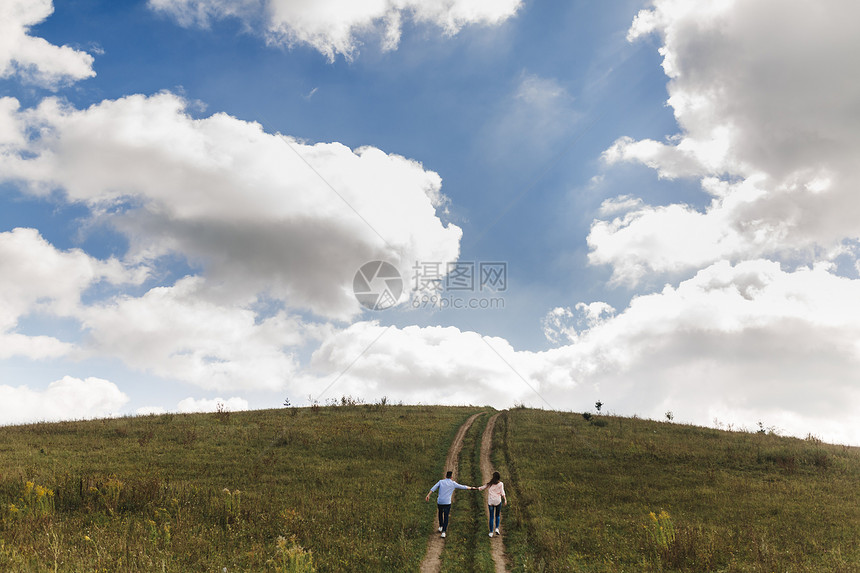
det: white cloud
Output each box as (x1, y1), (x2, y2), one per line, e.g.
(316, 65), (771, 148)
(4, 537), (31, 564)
(176, 396), (249, 413)
(542, 307), (576, 345)
(0, 376), (129, 425)
(3, 92), (461, 321)
(0, 97), (28, 148)
(541, 260), (860, 445)
(592, 0), (860, 280)
(602, 135), (715, 180)
(0, 87), (462, 392)
(0, 0), (95, 88)
(294, 321), (547, 407)
(572, 0), (860, 445)
(136, 396), (249, 415)
(587, 181), (756, 286)
(148, 0), (522, 60)
(81, 276), (314, 391)
(294, 260), (860, 445)
(0, 227), (145, 359)
(0, 333), (75, 361)
(542, 302), (615, 345)
(136, 406), (167, 416)
(596, 194), (643, 217)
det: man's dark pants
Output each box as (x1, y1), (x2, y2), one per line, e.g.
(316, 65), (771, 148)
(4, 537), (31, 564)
(437, 504), (451, 532)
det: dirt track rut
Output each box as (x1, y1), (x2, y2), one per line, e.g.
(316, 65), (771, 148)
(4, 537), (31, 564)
(419, 412), (482, 573)
(480, 412), (509, 573)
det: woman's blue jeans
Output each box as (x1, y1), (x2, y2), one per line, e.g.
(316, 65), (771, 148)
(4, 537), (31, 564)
(489, 503), (501, 532)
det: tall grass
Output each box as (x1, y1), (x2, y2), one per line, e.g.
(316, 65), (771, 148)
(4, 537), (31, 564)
(495, 408), (860, 572)
(0, 404), (475, 572)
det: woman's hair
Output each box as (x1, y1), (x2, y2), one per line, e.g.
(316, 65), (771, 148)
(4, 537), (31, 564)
(486, 471), (501, 487)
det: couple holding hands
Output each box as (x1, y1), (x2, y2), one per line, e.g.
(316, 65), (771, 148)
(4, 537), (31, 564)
(425, 470), (507, 538)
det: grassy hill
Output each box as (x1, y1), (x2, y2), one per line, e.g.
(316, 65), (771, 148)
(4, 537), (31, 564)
(1, 404), (858, 572)
(495, 409), (860, 572)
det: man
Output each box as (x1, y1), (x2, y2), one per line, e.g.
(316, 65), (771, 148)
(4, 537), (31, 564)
(425, 470), (476, 537)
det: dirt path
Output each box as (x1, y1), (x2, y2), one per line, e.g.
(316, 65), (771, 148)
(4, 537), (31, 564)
(419, 412), (483, 573)
(481, 412), (509, 573)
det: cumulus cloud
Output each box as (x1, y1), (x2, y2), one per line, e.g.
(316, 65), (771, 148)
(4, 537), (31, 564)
(592, 0), (860, 281)
(136, 406), (167, 416)
(3, 92), (461, 321)
(136, 397), (248, 415)
(0, 0), (95, 88)
(294, 321), (549, 407)
(81, 276), (318, 391)
(148, 0), (522, 60)
(0, 227), (145, 359)
(176, 396), (249, 413)
(0, 67), (461, 391)
(542, 307), (577, 345)
(587, 178), (759, 286)
(542, 302), (615, 345)
(567, 0), (860, 444)
(0, 376), (129, 425)
(545, 260), (860, 445)
(295, 260), (860, 445)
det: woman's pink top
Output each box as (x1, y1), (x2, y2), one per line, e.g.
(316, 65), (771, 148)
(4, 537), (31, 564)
(479, 481), (506, 506)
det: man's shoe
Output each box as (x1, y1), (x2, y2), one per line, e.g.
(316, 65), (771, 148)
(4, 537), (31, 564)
(495, 528), (500, 534)
(438, 527), (443, 532)
(441, 532), (446, 538)
(488, 532), (493, 538)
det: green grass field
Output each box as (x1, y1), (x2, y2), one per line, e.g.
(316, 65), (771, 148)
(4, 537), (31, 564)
(0, 404), (474, 572)
(1, 404), (859, 572)
(494, 408), (860, 572)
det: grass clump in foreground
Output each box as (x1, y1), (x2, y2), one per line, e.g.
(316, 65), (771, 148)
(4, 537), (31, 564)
(494, 409), (860, 572)
(0, 404), (476, 572)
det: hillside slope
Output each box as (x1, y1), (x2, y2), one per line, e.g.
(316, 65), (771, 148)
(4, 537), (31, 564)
(1, 406), (858, 572)
(0, 405), (474, 572)
(494, 408), (860, 572)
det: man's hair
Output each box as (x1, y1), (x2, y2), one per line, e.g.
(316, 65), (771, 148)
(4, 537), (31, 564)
(446, 471), (453, 478)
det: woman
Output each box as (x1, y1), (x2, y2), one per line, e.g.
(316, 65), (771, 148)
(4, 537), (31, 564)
(478, 471), (507, 537)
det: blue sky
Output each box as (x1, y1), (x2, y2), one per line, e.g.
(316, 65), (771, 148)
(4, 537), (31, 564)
(2, 0), (860, 445)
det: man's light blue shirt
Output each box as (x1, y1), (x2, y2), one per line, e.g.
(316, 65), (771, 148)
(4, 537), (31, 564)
(430, 478), (469, 505)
